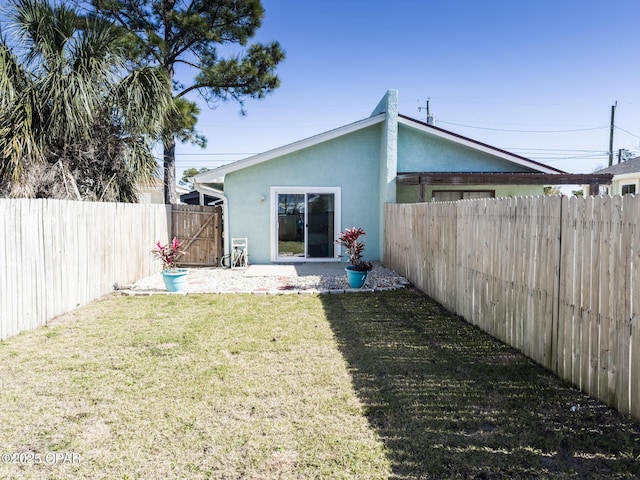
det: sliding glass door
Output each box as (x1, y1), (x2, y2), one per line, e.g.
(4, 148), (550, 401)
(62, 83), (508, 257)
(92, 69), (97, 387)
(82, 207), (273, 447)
(272, 188), (340, 261)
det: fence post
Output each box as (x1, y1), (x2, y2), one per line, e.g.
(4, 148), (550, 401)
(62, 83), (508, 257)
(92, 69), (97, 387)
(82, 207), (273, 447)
(384, 195), (639, 421)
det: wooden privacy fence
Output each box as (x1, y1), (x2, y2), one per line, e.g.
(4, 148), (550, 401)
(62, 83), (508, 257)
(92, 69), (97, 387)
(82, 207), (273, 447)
(172, 204), (223, 267)
(385, 195), (640, 420)
(0, 199), (171, 341)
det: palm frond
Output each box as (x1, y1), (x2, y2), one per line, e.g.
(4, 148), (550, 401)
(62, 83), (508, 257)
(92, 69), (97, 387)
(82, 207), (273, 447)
(0, 0), (171, 201)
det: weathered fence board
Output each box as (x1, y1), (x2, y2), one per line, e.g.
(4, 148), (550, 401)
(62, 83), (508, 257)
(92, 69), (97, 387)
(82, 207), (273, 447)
(0, 199), (171, 341)
(385, 194), (640, 420)
(171, 204), (223, 267)
(632, 192), (640, 419)
(617, 195), (633, 413)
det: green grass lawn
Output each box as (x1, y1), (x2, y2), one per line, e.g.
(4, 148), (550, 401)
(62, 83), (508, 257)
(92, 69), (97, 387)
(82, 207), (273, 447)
(0, 289), (639, 479)
(277, 240), (304, 256)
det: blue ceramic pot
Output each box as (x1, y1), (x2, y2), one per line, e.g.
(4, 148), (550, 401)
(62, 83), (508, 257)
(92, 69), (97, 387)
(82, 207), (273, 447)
(162, 269), (188, 292)
(345, 266), (368, 288)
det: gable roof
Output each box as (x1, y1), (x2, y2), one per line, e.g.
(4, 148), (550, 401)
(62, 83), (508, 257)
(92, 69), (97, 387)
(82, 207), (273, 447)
(195, 114), (385, 183)
(195, 104), (564, 184)
(397, 115), (566, 174)
(594, 156), (640, 175)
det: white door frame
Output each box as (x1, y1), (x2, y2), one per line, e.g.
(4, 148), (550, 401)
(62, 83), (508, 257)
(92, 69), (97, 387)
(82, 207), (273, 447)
(270, 186), (341, 262)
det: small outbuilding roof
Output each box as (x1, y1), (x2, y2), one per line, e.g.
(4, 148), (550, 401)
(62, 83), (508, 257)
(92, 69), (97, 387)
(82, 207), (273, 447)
(594, 156), (640, 175)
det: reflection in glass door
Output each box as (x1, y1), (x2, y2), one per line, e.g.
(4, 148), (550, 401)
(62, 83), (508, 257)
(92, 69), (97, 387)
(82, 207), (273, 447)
(275, 190), (338, 260)
(277, 193), (305, 257)
(306, 193), (334, 258)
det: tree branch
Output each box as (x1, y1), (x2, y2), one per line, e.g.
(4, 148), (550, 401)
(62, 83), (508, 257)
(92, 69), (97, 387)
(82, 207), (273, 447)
(173, 58), (201, 69)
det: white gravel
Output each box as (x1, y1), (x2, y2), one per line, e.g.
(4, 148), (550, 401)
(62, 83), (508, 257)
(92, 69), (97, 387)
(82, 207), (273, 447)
(122, 262), (409, 295)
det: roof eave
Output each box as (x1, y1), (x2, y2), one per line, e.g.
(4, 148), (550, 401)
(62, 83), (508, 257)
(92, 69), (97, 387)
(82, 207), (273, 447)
(397, 172), (614, 186)
(609, 172), (640, 181)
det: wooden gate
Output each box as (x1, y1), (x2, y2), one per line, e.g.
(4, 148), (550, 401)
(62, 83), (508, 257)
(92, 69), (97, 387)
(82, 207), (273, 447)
(172, 204), (223, 267)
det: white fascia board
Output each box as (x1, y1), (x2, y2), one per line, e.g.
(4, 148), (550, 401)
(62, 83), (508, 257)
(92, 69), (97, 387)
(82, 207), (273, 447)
(612, 172), (640, 182)
(195, 114), (386, 183)
(397, 116), (561, 174)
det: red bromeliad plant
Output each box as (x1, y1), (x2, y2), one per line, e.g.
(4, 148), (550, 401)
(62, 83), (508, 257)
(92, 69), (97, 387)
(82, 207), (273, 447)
(152, 237), (186, 271)
(335, 227), (373, 272)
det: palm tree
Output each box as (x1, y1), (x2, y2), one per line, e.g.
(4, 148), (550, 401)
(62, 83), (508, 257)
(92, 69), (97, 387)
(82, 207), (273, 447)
(0, 0), (171, 202)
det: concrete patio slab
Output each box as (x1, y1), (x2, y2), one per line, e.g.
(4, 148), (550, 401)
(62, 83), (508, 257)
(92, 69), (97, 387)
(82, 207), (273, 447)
(243, 263), (347, 277)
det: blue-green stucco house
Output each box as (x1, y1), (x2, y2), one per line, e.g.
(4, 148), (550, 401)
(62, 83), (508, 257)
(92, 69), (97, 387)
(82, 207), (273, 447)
(194, 90), (567, 265)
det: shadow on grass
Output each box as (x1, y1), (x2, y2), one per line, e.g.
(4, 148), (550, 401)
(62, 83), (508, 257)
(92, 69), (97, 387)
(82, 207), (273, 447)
(321, 289), (640, 479)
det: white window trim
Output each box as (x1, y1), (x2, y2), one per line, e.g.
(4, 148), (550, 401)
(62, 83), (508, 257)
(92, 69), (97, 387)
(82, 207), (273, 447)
(621, 183), (637, 195)
(270, 186), (341, 262)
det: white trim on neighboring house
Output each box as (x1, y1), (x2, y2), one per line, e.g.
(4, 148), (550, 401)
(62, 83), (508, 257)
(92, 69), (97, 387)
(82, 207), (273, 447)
(612, 172), (640, 183)
(613, 173), (639, 196)
(195, 115), (386, 183)
(582, 172), (640, 196)
(270, 186), (341, 263)
(138, 178), (190, 204)
(588, 157), (640, 196)
(397, 116), (565, 174)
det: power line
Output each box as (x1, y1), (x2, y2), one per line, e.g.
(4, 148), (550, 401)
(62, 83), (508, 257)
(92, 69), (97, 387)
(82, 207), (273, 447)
(615, 126), (640, 140)
(195, 124), (329, 128)
(529, 155), (609, 161)
(508, 148), (607, 153)
(173, 152), (256, 156)
(437, 120), (608, 134)
(423, 96), (624, 107)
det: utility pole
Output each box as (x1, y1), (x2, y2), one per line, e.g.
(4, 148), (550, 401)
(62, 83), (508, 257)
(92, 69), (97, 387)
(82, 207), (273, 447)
(418, 98), (435, 125)
(608, 101), (617, 167)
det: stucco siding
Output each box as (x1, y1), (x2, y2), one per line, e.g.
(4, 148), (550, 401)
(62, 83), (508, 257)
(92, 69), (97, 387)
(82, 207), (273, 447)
(224, 125), (382, 263)
(195, 90), (564, 266)
(397, 125), (538, 173)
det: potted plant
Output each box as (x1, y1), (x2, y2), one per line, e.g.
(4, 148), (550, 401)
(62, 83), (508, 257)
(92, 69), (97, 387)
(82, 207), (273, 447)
(335, 227), (373, 288)
(152, 237), (188, 292)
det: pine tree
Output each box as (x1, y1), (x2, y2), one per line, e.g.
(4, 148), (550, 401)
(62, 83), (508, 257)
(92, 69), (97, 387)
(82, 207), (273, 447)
(92, 0), (285, 203)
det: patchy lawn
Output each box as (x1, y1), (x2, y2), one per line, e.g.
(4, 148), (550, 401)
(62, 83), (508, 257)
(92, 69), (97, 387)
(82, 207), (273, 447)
(0, 294), (389, 479)
(0, 289), (638, 479)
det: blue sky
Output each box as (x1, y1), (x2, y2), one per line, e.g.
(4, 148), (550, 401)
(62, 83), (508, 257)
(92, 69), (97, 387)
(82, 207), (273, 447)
(175, 0), (640, 182)
(3, 0), (636, 180)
